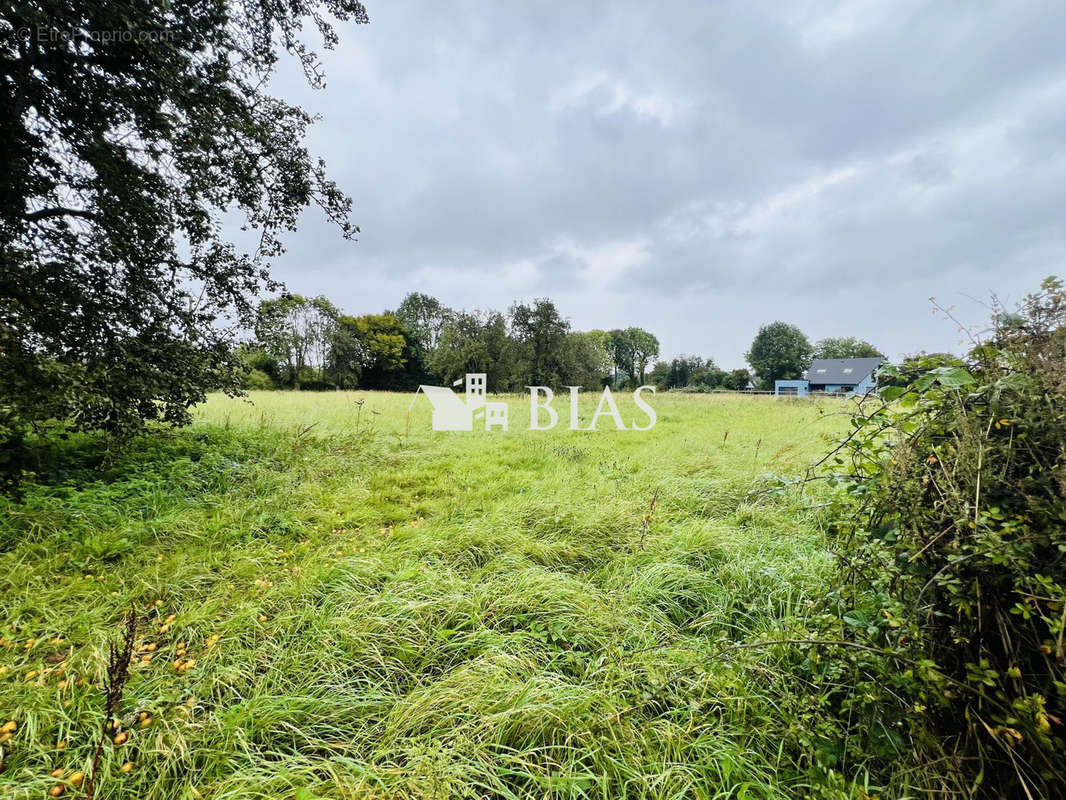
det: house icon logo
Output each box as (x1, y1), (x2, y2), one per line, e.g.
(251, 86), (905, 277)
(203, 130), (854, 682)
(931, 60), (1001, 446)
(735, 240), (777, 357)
(411, 373), (509, 431)
(411, 374), (657, 433)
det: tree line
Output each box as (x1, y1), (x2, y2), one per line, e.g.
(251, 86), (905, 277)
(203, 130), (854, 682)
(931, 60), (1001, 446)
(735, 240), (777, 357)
(243, 292), (662, 392)
(245, 295), (959, 394)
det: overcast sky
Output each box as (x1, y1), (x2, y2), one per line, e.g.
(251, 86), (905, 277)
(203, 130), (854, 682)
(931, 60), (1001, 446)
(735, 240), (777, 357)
(257, 0), (1066, 369)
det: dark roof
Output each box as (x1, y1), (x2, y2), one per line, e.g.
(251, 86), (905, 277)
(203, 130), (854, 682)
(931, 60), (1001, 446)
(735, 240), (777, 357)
(806, 357), (883, 385)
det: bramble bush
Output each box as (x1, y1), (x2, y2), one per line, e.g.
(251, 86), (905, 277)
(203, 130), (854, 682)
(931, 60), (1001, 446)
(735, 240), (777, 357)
(818, 278), (1066, 796)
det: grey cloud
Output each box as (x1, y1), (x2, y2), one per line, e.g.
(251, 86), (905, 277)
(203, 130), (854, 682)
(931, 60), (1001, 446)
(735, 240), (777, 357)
(255, 0), (1066, 366)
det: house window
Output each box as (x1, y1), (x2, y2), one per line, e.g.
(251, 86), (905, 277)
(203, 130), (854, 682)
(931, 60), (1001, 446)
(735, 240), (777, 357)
(815, 368), (827, 374)
(842, 368), (853, 374)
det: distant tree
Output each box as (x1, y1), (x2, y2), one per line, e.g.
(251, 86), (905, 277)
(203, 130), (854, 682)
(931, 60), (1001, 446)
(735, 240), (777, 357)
(607, 329), (635, 386)
(648, 361), (671, 388)
(430, 311), (480, 381)
(509, 299), (571, 387)
(703, 367), (728, 388)
(327, 317), (368, 389)
(349, 313), (409, 389)
(255, 295), (340, 386)
(723, 368), (753, 391)
(355, 314), (406, 372)
(651, 355), (718, 390)
(813, 336), (884, 359)
(477, 311), (515, 391)
(675, 360), (688, 388)
(396, 292), (451, 354)
(606, 327), (660, 386)
(628, 328), (660, 384)
(746, 322), (813, 389)
(565, 331), (612, 388)
(586, 329), (615, 381)
(429, 310), (514, 391)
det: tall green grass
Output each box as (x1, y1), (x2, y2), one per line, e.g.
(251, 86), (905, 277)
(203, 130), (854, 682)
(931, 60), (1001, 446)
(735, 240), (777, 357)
(0, 391), (860, 798)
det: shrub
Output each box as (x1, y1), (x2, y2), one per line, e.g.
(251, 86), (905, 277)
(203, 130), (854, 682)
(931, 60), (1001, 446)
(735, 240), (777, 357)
(298, 379), (338, 391)
(821, 277), (1066, 796)
(241, 368), (276, 390)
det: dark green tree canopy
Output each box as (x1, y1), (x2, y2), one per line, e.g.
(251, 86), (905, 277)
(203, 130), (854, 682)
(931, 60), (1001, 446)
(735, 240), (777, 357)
(564, 330), (611, 389)
(352, 313), (407, 372)
(745, 321), (813, 388)
(395, 292), (450, 354)
(606, 327), (660, 386)
(649, 355), (720, 390)
(627, 328), (660, 384)
(429, 310), (513, 390)
(813, 336), (883, 359)
(0, 0), (367, 436)
(242, 289), (658, 394)
(509, 299), (571, 387)
(723, 368), (753, 391)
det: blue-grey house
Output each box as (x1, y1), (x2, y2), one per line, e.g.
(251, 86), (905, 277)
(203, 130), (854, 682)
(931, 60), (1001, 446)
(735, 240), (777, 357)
(775, 357), (884, 397)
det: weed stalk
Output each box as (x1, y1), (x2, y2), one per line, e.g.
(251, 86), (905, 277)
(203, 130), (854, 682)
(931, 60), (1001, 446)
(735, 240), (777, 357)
(85, 606), (137, 800)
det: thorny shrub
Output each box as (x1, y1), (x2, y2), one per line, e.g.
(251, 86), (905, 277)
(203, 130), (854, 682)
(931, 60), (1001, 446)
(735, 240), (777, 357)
(816, 278), (1066, 797)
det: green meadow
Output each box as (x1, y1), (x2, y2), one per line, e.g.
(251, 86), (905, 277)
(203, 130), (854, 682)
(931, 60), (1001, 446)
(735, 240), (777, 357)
(0, 391), (855, 799)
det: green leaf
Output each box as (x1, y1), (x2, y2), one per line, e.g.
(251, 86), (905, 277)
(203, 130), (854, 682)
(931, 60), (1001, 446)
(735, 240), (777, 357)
(935, 367), (975, 388)
(880, 386), (905, 402)
(914, 373), (937, 392)
(843, 611), (869, 629)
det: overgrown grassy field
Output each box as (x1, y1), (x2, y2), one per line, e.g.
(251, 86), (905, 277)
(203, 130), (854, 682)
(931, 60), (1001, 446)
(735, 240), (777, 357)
(0, 391), (854, 799)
